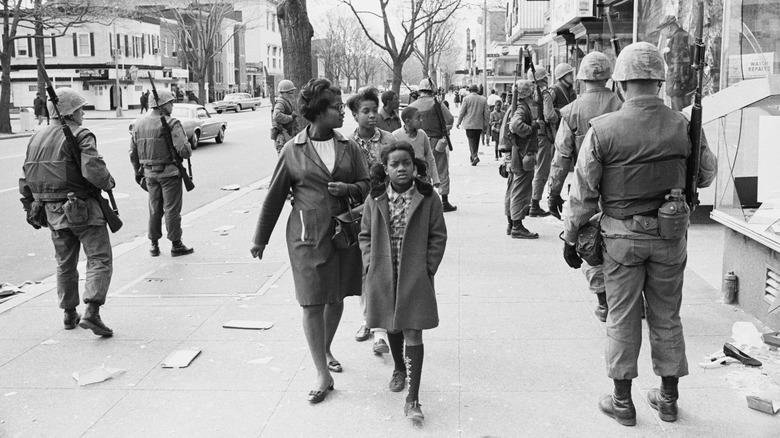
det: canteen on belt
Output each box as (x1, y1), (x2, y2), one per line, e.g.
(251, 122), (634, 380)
(657, 188), (689, 239)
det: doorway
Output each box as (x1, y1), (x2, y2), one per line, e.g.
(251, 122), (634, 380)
(110, 85), (123, 109)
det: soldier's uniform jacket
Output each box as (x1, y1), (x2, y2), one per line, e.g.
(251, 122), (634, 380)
(563, 95), (716, 242)
(20, 122), (114, 229)
(555, 86), (623, 160)
(408, 95), (453, 139)
(508, 99), (538, 173)
(129, 113), (192, 179)
(550, 81), (577, 111)
(272, 93), (298, 136)
(665, 27), (696, 97)
(528, 88), (558, 142)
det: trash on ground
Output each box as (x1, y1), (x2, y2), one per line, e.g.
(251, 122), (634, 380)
(762, 332), (780, 348)
(213, 225), (235, 235)
(161, 349), (201, 368)
(222, 320), (274, 330)
(248, 356), (274, 365)
(747, 395), (780, 414)
(4, 392), (17, 397)
(40, 339), (59, 345)
(724, 342), (763, 367)
(220, 184), (241, 191)
(72, 365), (125, 386)
(232, 210), (250, 214)
(0, 282), (24, 298)
(732, 322), (764, 349)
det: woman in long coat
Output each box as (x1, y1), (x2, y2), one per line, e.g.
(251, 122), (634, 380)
(251, 78), (369, 404)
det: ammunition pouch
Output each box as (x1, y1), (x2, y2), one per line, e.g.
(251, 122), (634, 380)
(576, 213), (603, 266)
(26, 200), (48, 230)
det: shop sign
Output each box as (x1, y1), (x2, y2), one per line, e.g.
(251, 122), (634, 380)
(728, 53), (775, 79)
(78, 69), (108, 79)
(550, 0), (594, 32)
(171, 68), (189, 78)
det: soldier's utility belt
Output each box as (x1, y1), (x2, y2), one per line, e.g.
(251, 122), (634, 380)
(143, 163), (172, 172)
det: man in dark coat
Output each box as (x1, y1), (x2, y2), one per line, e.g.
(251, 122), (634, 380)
(658, 15), (696, 111)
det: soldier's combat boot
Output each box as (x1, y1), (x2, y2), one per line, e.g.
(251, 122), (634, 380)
(647, 376), (679, 422)
(510, 220), (539, 239)
(79, 303), (113, 337)
(63, 308), (80, 330)
(171, 240), (194, 257)
(599, 379), (636, 427)
(150, 240), (160, 257)
(595, 292), (608, 322)
(442, 195), (457, 213)
(528, 199), (551, 217)
(506, 216), (513, 236)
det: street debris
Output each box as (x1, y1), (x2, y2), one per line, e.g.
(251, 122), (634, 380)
(762, 332), (780, 348)
(4, 392), (17, 397)
(220, 184), (241, 191)
(747, 396), (780, 414)
(222, 320), (274, 330)
(213, 225), (235, 235)
(40, 339), (59, 345)
(248, 356), (274, 365)
(72, 365), (125, 386)
(232, 209), (250, 214)
(161, 349), (201, 368)
(0, 282), (24, 298)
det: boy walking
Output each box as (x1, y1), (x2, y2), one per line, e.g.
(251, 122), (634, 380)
(392, 106), (439, 187)
(489, 101), (504, 160)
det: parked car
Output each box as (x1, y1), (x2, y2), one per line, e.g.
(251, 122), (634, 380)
(212, 93), (263, 113)
(128, 103), (227, 150)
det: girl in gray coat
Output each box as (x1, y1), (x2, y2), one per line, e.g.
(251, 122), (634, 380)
(359, 142), (447, 423)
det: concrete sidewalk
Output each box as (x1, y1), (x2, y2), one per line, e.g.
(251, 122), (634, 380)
(0, 129), (778, 437)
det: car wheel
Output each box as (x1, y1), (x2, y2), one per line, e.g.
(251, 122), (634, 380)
(251, 105), (256, 111)
(216, 110), (222, 114)
(215, 126), (225, 143)
(235, 104), (241, 113)
(190, 132), (200, 150)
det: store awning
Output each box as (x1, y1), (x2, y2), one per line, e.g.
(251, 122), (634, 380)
(537, 32), (557, 46)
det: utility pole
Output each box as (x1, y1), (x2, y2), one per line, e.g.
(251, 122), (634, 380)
(482, 0), (488, 93)
(113, 16), (123, 117)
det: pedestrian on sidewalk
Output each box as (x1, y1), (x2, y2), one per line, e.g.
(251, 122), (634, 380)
(527, 66), (558, 217)
(346, 86), (396, 355)
(489, 100), (504, 161)
(251, 78), (370, 405)
(19, 88), (116, 337)
(375, 90), (402, 133)
(392, 106), (439, 187)
(33, 93), (46, 125)
(457, 84), (489, 166)
(129, 89), (195, 258)
(562, 42), (717, 427)
(139, 90), (149, 114)
(546, 52), (622, 322)
(410, 79), (457, 212)
(359, 141), (447, 424)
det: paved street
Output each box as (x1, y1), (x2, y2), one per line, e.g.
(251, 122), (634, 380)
(1, 111), (778, 437)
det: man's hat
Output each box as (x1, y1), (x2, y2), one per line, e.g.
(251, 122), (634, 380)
(656, 15), (678, 30)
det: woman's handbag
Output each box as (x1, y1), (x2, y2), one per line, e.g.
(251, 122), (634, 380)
(332, 203), (363, 249)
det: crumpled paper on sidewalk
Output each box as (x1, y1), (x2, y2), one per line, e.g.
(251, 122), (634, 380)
(0, 282), (24, 298)
(72, 365), (125, 386)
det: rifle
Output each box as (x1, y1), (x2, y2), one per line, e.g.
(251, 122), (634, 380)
(685, 2), (705, 211)
(38, 60), (123, 233)
(605, 7), (621, 57)
(524, 46), (555, 142)
(427, 76), (453, 151)
(147, 72), (195, 192)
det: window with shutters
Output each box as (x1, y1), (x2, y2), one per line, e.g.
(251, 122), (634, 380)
(43, 35), (56, 57)
(76, 33), (90, 56)
(16, 37), (30, 57)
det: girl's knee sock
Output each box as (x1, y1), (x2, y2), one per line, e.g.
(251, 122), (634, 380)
(405, 344), (424, 403)
(387, 331), (405, 373)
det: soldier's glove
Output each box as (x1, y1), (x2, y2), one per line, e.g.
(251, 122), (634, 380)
(135, 174), (143, 185)
(563, 241), (583, 269)
(548, 195), (564, 220)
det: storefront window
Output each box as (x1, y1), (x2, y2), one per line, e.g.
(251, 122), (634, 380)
(721, 0), (780, 89)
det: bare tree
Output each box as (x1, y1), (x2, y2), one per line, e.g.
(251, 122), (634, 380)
(415, 18), (457, 79)
(277, 0), (313, 108)
(1, 0), (110, 133)
(341, 0), (462, 94)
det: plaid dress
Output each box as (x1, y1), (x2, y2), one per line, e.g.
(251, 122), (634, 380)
(387, 184), (415, 283)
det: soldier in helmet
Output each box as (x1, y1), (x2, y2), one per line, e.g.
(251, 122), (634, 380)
(272, 79), (300, 154)
(19, 88), (117, 336)
(562, 42), (717, 427)
(130, 89), (194, 258)
(409, 78), (457, 212)
(503, 79), (540, 239)
(546, 51), (623, 322)
(525, 66), (559, 218)
(550, 63), (577, 111)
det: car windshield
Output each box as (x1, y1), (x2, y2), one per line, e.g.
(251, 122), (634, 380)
(224, 94), (244, 100)
(171, 107), (192, 119)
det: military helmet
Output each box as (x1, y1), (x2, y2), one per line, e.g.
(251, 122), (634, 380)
(515, 80), (535, 99)
(527, 65), (549, 82)
(278, 79), (296, 93)
(47, 88), (87, 117)
(612, 42), (666, 82)
(151, 90), (175, 108)
(418, 78), (434, 92)
(577, 52), (612, 80)
(554, 63), (575, 80)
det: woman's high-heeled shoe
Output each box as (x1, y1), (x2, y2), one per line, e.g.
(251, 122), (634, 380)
(307, 379), (335, 404)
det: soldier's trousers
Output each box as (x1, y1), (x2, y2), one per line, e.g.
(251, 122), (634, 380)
(532, 137), (553, 201)
(432, 141), (451, 196)
(147, 176), (184, 242)
(503, 167), (532, 221)
(51, 225), (113, 309)
(602, 235), (689, 380)
(583, 261), (605, 295)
